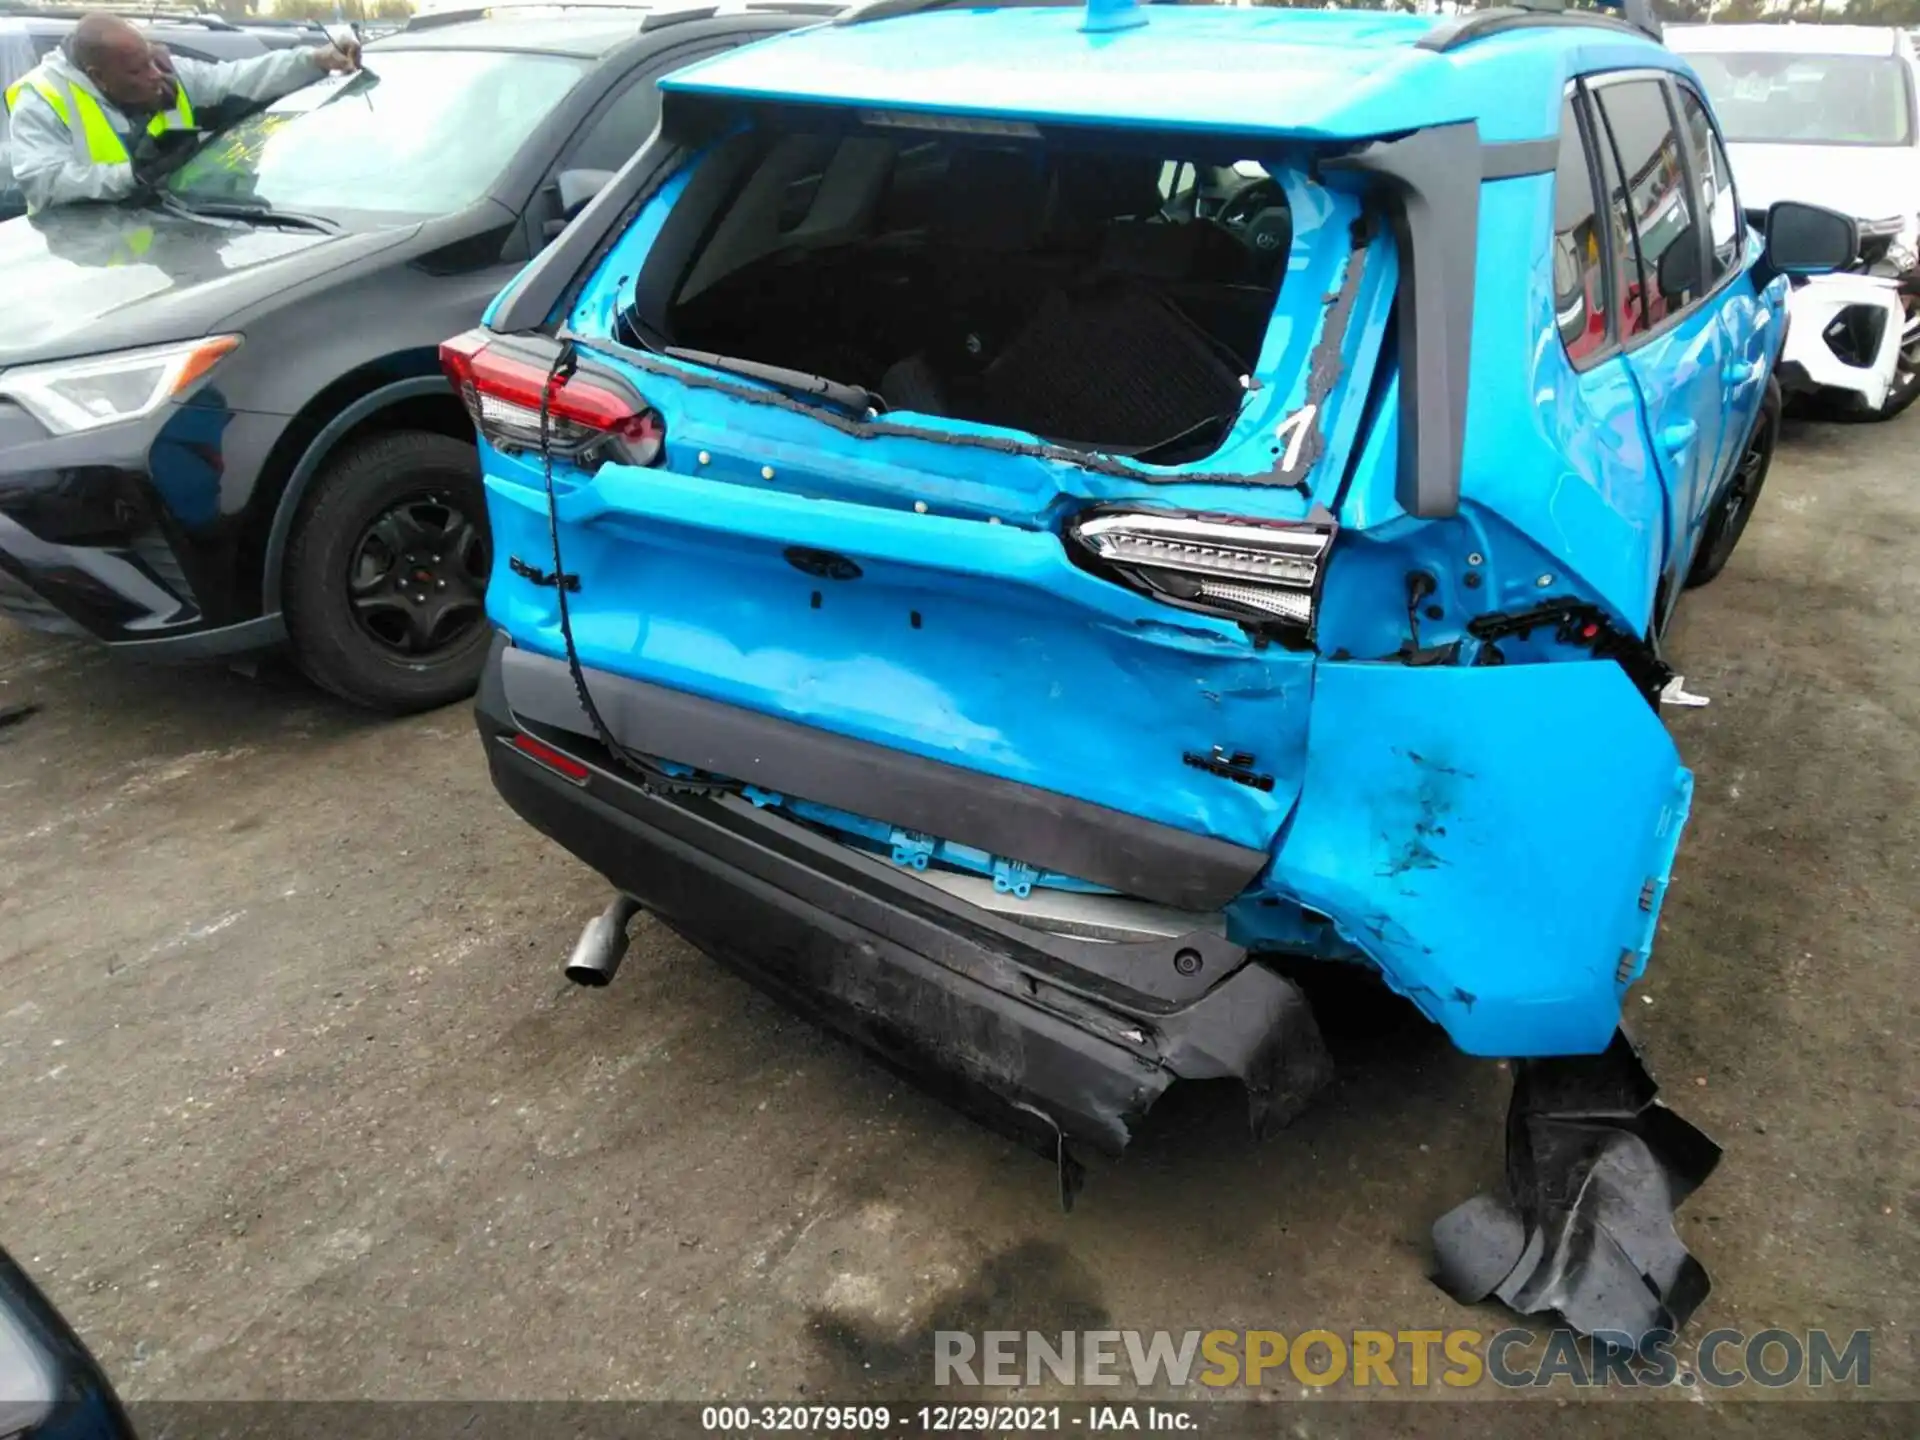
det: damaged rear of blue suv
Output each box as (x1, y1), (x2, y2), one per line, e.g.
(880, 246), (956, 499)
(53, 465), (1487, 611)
(453, 0), (1855, 1169)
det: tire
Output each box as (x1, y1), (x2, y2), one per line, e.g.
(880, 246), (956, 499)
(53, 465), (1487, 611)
(283, 430), (491, 713)
(1686, 378), (1779, 590)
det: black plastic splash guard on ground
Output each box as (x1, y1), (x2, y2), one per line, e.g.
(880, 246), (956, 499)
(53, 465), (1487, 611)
(1430, 1029), (1722, 1348)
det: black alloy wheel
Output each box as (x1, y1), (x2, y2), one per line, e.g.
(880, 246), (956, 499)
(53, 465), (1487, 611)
(347, 493), (488, 658)
(284, 430), (494, 712)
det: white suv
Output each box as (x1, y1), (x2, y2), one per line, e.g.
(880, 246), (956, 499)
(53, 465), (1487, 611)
(1669, 23), (1920, 419)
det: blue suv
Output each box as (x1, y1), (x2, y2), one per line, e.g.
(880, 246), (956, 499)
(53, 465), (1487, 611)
(452, 0), (1853, 1161)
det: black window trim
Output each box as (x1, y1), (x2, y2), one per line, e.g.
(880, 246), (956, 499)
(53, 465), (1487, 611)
(1557, 79), (1619, 375)
(1581, 66), (1744, 363)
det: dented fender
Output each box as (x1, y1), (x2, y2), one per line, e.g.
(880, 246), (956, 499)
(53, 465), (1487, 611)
(1270, 658), (1692, 1056)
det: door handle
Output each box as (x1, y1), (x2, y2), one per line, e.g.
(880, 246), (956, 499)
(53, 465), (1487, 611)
(1660, 420), (1699, 455)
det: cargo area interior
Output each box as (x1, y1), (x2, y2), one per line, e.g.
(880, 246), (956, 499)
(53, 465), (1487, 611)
(622, 122), (1294, 462)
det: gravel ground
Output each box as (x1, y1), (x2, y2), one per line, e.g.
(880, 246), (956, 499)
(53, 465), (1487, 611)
(0, 409), (1912, 1431)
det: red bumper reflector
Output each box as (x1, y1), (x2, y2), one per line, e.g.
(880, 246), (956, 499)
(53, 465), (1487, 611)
(509, 732), (591, 784)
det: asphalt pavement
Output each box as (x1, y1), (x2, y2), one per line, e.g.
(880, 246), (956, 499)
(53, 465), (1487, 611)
(0, 408), (1913, 1428)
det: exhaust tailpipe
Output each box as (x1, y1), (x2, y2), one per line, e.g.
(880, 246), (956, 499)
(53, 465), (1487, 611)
(564, 895), (642, 987)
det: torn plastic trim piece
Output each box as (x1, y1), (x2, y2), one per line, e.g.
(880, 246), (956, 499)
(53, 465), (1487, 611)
(1324, 123), (1480, 521)
(1432, 1029), (1721, 1349)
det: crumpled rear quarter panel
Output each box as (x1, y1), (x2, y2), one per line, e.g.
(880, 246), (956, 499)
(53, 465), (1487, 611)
(1271, 657), (1693, 1056)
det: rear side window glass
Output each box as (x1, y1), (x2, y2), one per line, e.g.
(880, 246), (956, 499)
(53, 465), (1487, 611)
(1586, 96), (1646, 339)
(1595, 79), (1704, 329)
(1551, 97), (1608, 364)
(1676, 85), (1742, 286)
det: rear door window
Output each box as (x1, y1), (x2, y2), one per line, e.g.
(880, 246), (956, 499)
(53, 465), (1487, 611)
(1551, 95), (1609, 364)
(1674, 82), (1742, 287)
(1593, 77), (1705, 331)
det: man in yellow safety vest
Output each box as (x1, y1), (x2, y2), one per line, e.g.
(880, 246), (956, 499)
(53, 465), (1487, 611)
(4, 12), (359, 216)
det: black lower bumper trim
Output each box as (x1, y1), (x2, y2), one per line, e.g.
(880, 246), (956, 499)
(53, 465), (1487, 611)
(497, 641), (1268, 911)
(478, 637), (1331, 1174)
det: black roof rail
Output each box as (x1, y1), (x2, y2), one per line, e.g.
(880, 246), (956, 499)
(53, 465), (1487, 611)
(839, 0), (1118, 26)
(403, 5), (490, 29)
(640, 4), (717, 28)
(403, 0), (840, 30)
(151, 13), (241, 28)
(1418, 0), (1660, 52)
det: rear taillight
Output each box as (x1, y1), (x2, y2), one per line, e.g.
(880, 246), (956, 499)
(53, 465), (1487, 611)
(440, 329), (664, 467)
(1066, 510), (1334, 637)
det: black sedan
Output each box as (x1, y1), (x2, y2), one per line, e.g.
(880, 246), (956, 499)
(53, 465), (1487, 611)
(0, 2), (835, 711)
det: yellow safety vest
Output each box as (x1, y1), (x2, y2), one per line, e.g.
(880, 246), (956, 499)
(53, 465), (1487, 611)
(4, 70), (195, 170)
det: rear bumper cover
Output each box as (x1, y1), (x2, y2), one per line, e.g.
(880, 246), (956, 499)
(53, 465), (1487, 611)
(476, 635), (1332, 1167)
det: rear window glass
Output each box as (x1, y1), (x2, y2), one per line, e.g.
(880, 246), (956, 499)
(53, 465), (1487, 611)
(630, 125), (1294, 462)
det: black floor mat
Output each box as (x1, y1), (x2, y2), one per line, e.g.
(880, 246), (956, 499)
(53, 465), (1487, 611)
(976, 281), (1246, 452)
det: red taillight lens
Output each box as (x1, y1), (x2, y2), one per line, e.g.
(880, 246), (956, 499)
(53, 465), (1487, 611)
(508, 731), (592, 784)
(440, 328), (664, 467)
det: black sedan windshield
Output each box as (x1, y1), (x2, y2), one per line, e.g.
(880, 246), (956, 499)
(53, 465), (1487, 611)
(168, 49), (586, 217)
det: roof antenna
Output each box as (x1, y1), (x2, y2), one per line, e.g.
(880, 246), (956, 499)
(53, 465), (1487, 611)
(1081, 0), (1146, 34)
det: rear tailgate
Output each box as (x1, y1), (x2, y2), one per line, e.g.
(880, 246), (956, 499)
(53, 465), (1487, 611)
(474, 132), (1394, 892)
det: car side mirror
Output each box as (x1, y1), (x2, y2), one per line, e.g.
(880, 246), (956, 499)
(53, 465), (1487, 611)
(0, 1248), (135, 1440)
(557, 168), (615, 218)
(1655, 237), (1701, 299)
(1764, 200), (1858, 277)
(542, 169), (617, 242)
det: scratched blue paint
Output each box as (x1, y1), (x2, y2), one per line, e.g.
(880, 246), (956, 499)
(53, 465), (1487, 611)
(477, 4), (1774, 1058)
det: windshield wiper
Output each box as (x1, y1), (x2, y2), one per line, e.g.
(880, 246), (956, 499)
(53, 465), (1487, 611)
(167, 197), (339, 234)
(662, 347), (880, 417)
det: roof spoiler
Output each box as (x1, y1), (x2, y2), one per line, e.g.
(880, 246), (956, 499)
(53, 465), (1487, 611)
(1419, 0), (1660, 53)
